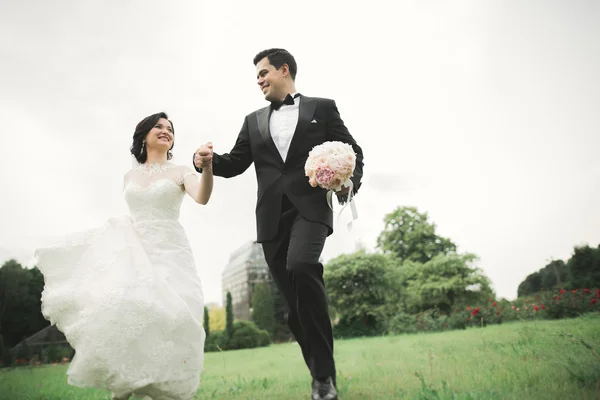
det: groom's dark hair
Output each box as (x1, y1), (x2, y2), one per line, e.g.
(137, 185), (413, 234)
(254, 48), (297, 80)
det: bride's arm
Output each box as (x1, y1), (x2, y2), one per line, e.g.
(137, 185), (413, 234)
(182, 166), (213, 205)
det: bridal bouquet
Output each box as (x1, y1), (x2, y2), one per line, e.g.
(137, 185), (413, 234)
(304, 141), (356, 192)
(305, 141), (359, 231)
(304, 142), (358, 231)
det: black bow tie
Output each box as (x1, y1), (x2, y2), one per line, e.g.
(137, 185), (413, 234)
(271, 93), (300, 110)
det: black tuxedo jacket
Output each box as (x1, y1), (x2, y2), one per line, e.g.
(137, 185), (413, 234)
(195, 95), (364, 242)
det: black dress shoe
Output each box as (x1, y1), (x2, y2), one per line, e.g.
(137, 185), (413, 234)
(311, 377), (338, 400)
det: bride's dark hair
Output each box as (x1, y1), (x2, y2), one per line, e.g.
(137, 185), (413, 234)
(130, 112), (175, 164)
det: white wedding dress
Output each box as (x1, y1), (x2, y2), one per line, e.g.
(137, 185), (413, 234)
(35, 162), (206, 400)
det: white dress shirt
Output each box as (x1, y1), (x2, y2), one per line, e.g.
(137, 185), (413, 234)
(269, 92), (300, 162)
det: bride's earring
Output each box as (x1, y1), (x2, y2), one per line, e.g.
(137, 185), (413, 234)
(140, 141), (145, 155)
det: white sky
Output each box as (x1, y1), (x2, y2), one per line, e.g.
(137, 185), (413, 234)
(1, 0), (598, 305)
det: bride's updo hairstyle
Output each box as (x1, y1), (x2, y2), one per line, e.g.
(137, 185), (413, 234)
(130, 112), (175, 164)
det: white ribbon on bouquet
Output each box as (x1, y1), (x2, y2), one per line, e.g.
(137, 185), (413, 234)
(326, 179), (359, 232)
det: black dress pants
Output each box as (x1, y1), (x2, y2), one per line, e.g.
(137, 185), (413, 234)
(261, 195), (335, 380)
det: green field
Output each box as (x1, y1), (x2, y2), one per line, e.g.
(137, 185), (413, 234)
(1, 315), (599, 399)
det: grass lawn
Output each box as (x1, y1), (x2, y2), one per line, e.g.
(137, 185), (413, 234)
(1, 314), (599, 399)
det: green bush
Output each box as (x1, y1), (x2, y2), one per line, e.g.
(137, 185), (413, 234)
(386, 309), (467, 334)
(333, 315), (383, 339)
(205, 320), (271, 352)
(229, 320), (271, 350)
(414, 308), (444, 331)
(443, 312), (468, 330)
(544, 288), (599, 319)
(385, 312), (418, 334)
(257, 330), (271, 347)
(204, 330), (226, 352)
(331, 287), (599, 339)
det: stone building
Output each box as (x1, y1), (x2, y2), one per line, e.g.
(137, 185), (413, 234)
(221, 241), (272, 320)
(10, 324), (73, 364)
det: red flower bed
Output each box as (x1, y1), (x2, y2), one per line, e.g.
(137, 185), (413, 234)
(452, 288), (600, 327)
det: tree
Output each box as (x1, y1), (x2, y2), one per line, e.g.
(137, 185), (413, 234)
(225, 291), (234, 340)
(0, 260), (49, 348)
(567, 244), (600, 289)
(324, 250), (397, 332)
(540, 259), (569, 290)
(251, 282), (275, 337)
(208, 307), (226, 331)
(516, 254), (583, 298)
(517, 271), (542, 297)
(203, 306), (210, 338)
(376, 206), (457, 263)
(402, 253), (494, 313)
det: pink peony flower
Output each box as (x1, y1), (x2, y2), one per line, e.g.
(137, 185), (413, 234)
(316, 167), (335, 187)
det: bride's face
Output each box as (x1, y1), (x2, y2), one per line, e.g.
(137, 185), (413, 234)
(145, 118), (174, 152)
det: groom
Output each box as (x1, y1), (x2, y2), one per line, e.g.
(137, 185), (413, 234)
(194, 48), (364, 400)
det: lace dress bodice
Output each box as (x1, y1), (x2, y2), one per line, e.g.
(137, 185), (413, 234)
(124, 163), (195, 222)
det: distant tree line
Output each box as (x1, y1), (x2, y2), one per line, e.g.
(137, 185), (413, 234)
(517, 245), (600, 297)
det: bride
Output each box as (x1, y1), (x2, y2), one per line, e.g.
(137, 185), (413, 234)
(34, 112), (214, 400)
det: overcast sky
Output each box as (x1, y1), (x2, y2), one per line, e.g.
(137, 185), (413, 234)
(1, 0), (598, 305)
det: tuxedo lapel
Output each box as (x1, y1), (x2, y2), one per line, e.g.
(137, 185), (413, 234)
(286, 96), (317, 164)
(256, 107), (284, 164)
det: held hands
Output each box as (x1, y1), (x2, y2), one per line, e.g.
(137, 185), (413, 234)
(194, 142), (214, 171)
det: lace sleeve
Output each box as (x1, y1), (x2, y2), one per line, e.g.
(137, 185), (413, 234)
(176, 166), (197, 185)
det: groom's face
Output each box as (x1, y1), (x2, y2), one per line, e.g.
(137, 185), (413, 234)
(256, 56), (287, 102)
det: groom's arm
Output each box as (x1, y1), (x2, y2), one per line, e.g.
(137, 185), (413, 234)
(193, 116), (254, 178)
(326, 99), (364, 195)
